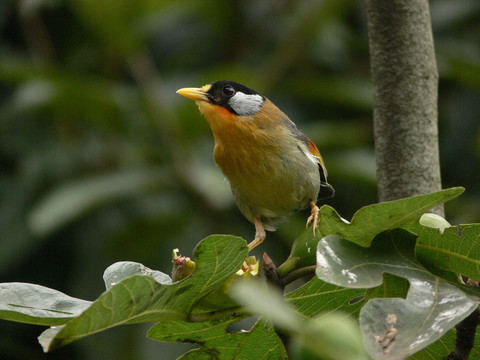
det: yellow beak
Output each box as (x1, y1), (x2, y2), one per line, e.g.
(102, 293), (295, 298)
(176, 87), (210, 102)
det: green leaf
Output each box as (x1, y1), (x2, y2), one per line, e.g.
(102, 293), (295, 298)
(103, 261), (172, 290)
(231, 281), (299, 330)
(292, 313), (369, 360)
(279, 228), (322, 275)
(316, 229), (478, 359)
(317, 187), (464, 247)
(148, 317), (287, 360)
(37, 235), (248, 351)
(231, 281), (368, 360)
(410, 328), (480, 359)
(286, 277), (365, 318)
(364, 273), (409, 301)
(0, 283), (92, 326)
(416, 224), (480, 280)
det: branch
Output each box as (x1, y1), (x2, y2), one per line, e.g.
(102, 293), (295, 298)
(263, 252), (316, 288)
(278, 266), (316, 287)
(365, 0), (444, 216)
(447, 308), (480, 360)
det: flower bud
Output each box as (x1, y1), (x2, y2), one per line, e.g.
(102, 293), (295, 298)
(172, 248), (196, 282)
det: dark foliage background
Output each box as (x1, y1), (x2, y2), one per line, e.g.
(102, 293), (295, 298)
(1, 0), (479, 359)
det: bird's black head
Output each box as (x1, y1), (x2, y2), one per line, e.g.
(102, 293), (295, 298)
(205, 81), (265, 116)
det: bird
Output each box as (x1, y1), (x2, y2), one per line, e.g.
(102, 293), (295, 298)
(177, 80), (334, 250)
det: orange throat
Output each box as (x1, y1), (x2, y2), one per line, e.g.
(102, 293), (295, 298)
(196, 101), (274, 178)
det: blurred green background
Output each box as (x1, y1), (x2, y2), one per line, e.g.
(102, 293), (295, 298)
(1, 0), (479, 359)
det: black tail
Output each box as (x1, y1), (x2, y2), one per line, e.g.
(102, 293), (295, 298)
(318, 182), (335, 200)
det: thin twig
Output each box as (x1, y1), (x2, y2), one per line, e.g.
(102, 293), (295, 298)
(279, 265), (316, 287)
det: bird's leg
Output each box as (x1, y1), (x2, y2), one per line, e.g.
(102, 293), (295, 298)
(247, 217), (266, 251)
(306, 200), (320, 235)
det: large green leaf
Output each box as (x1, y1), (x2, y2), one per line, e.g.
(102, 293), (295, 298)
(0, 283), (92, 326)
(231, 281), (368, 360)
(0, 262), (174, 328)
(149, 317), (287, 359)
(416, 224), (480, 280)
(286, 277), (365, 319)
(278, 188), (464, 277)
(36, 235), (248, 351)
(317, 187), (464, 247)
(316, 229), (478, 359)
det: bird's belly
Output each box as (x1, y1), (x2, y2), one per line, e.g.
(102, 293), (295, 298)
(214, 145), (320, 222)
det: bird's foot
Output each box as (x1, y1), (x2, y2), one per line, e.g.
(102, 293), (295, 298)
(247, 217), (266, 251)
(306, 201), (320, 235)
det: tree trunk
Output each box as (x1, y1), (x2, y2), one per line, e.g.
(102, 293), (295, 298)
(365, 0), (444, 216)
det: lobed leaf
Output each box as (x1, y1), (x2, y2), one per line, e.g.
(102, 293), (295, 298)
(286, 277), (365, 319)
(37, 235), (248, 351)
(316, 229), (478, 359)
(0, 283), (91, 326)
(149, 317), (287, 359)
(231, 281), (368, 360)
(317, 187), (464, 247)
(415, 224), (480, 281)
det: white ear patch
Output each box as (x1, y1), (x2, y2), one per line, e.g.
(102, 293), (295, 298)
(229, 92), (264, 116)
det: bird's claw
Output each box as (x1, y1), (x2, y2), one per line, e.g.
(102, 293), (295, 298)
(306, 201), (320, 235)
(248, 217), (266, 251)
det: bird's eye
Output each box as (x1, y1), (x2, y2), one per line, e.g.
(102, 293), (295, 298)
(222, 85), (235, 97)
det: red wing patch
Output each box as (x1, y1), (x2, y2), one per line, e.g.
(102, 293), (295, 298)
(308, 139), (326, 167)
(308, 139), (321, 158)
(308, 138), (328, 181)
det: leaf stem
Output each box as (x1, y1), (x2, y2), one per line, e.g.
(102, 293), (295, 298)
(279, 265), (317, 286)
(277, 256), (302, 277)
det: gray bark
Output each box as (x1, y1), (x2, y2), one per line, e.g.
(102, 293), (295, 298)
(365, 0), (444, 216)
